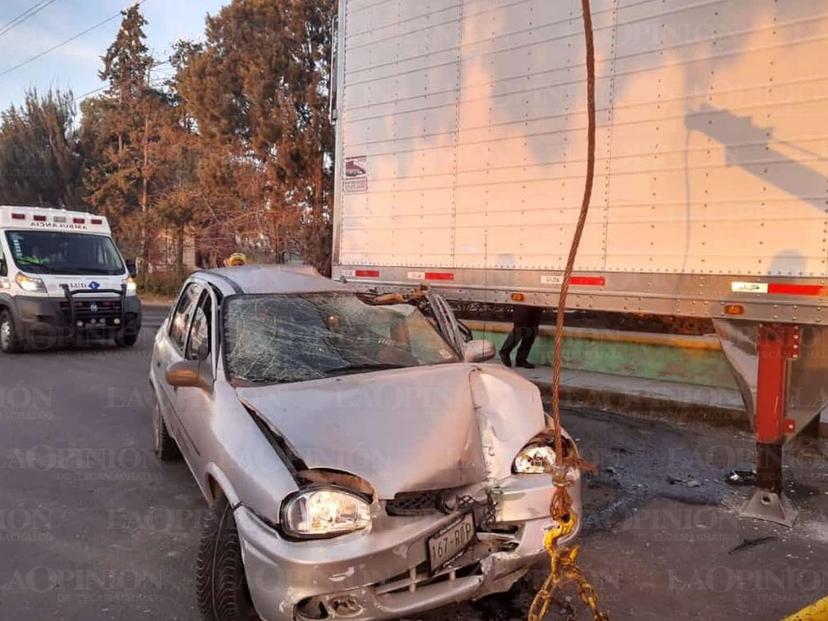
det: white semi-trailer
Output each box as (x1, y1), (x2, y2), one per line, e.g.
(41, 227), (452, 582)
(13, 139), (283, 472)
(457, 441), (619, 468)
(330, 0), (828, 526)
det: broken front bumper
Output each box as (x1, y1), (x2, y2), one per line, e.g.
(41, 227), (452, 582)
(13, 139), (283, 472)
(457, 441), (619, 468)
(236, 472), (582, 621)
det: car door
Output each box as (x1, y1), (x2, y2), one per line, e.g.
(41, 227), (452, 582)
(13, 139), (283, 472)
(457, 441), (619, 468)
(152, 281), (202, 458)
(173, 287), (217, 494)
(0, 242), (9, 291)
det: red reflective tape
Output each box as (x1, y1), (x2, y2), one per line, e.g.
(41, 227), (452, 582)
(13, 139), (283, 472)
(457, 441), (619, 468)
(571, 276), (606, 287)
(73, 218), (85, 224)
(354, 269), (380, 278)
(768, 283), (825, 297)
(91, 218), (103, 225)
(33, 215), (47, 222)
(425, 272), (454, 281)
(11, 213), (25, 220)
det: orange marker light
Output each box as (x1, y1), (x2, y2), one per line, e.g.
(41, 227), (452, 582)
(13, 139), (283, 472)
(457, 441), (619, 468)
(724, 304), (745, 316)
(511, 293), (526, 302)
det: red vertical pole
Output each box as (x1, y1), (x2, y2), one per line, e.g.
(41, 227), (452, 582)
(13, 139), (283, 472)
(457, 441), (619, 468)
(754, 324), (799, 495)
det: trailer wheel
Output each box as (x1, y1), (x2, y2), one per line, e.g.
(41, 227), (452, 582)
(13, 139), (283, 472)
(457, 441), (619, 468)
(197, 495), (260, 621)
(114, 327), (139, 348)
(0, 310), (23, 354)
(152, 399), (181, 461)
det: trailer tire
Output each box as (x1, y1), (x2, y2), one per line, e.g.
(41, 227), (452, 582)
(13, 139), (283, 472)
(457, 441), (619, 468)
(196, 496), (260, 621)
(152, 399), (181, 462)
(0, 310), (23, 354)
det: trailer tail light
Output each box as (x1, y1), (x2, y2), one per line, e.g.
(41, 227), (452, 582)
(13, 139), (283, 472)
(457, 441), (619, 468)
(354, 269), (380, 278)
(571, 275), (606, 287)
(767, 283), (825, 297)
(11, 213), (25, 220)
(724, 304), (745, 316)
(33, 215), (47, 222)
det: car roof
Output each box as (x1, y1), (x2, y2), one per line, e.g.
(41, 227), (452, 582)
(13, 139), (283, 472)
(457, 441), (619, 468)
(195, 264), (352, 296)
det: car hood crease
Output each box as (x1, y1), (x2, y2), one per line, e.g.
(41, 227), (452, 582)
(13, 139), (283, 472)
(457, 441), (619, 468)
(236, 363), (546, 499)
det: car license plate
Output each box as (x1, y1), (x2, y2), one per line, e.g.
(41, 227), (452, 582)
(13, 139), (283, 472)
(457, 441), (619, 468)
(427, 513), (475, 573)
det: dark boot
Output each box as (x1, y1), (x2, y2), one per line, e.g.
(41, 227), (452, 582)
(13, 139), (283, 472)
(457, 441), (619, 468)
(516, 359), (535, 369)
(499, 351), (512, 367)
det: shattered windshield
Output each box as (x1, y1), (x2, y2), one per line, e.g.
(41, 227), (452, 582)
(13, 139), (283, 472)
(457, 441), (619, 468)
(223, 293), (460, 385)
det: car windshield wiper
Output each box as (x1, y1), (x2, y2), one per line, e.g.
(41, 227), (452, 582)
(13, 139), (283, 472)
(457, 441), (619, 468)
(324, 363), (409, 376)
(64, 267), (115, 275)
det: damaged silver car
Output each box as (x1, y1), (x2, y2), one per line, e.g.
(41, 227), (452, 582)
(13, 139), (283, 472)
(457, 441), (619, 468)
(149, 265), (582, 621)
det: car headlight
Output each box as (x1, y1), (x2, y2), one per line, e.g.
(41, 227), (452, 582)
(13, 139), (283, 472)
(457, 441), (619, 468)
(15, 272), (47, 293)
(282, 488), (371, 538)
(513, 445), (557, 474)
(124, 277), (138, 295)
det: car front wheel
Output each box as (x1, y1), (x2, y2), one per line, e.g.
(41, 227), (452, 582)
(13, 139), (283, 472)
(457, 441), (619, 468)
(197, 495), (260, 621)
(0, 310), (23, 354)
(114, 327), (140, 348)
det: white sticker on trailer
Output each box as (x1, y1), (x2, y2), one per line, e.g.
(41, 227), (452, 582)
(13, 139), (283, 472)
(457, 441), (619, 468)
(731, 282), (769, 294)
(541, 275), (563, 285)
(407, 271), (426, 280)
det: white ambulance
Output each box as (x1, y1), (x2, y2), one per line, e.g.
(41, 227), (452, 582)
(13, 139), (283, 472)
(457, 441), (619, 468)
(0, 206), (142, 352)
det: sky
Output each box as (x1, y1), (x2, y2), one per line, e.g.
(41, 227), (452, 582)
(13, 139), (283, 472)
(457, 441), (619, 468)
(0, 0), (229, 112)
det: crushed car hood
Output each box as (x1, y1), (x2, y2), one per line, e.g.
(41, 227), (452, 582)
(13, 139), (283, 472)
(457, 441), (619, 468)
(236, 363), (545, 499)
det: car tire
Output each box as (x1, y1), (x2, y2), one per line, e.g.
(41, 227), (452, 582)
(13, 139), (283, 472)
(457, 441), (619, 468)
(152, 399), (181, 461)
(197, 495), (260, 621)
(0, 310), (24, 354)
(114, 327), (139, 348)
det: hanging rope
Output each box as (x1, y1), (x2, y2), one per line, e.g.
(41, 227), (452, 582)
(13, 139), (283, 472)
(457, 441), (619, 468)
(551, 0), (597, 473)
(529, 0), (608, 619)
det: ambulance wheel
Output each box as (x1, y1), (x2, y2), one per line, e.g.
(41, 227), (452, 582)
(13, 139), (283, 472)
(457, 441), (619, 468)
(115, 328), (139, 348)
(0, 310), (23, 354)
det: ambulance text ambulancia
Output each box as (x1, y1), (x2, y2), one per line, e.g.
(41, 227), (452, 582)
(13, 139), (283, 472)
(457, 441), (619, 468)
(0, 206), (141, 353)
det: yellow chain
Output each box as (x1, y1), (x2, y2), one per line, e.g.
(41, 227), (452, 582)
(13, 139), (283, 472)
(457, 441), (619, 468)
(528, 496), (609, 621)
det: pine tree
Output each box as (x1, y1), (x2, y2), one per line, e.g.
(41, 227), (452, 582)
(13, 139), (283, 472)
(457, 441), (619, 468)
(84, 5), (162, 280)
(175, 0), (336, 273)
(0, 89), (84, 207)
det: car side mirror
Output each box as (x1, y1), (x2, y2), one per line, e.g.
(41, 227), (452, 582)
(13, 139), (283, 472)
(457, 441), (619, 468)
(166, 359), (214, 391)
(464, 339), (496, 363)
(125, 259), (137, 278)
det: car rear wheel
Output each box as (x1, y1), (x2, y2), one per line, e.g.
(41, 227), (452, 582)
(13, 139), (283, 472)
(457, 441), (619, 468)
(197, 495), (260, 621)
(0, 310), (23, 354)
(152, 399), (181, 461)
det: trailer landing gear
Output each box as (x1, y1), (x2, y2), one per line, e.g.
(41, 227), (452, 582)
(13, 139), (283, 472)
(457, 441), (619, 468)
(737, 324), (801, 527)
(714, 319), (828, 528)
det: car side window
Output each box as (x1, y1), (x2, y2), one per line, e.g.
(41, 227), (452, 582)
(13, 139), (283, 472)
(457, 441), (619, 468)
(0, 245), (7, 277)
(170, 283), (202, 351)
(185, 292), (213, 361)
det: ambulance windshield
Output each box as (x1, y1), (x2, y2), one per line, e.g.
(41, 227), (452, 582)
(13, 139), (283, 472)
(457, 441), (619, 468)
(5, 231), (125, 276)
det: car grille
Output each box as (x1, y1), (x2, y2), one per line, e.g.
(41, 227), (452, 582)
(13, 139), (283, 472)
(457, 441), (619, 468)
(385, 491), (443, 516)
(59, 299), (123, 322)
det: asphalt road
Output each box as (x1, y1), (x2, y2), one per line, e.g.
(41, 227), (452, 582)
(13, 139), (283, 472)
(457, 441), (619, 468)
(0, 308), (825, 620)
